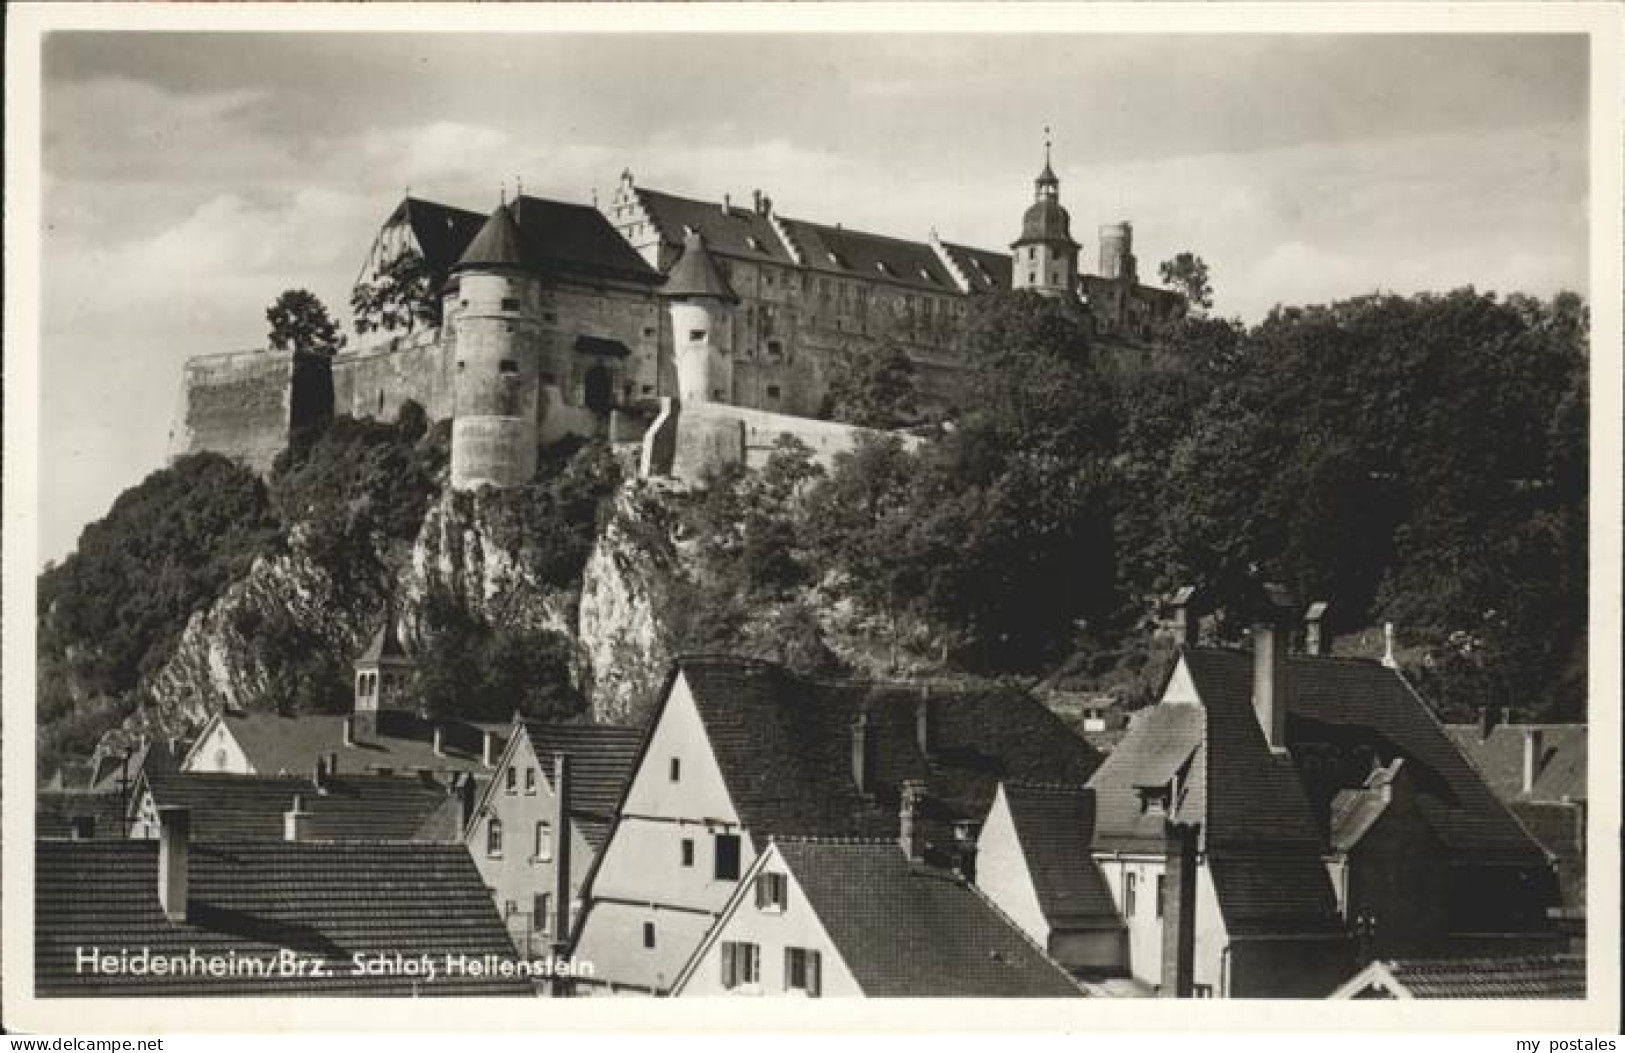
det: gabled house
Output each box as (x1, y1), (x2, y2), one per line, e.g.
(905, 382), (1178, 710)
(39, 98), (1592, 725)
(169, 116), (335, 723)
(182, 708), (506, 780)
(671, 832), (1085, 998)
(129, 770), (466, 842)
(975, 782), (1124, 975)
(1081, 593), (1561, 998)
(35, 807), (532, 996)
(466, 721), (644, 956)
(568, 656), (1100, 995)
(1330, 955), (1585, 1000)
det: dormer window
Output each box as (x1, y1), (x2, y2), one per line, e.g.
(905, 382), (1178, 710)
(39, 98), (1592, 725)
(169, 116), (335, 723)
(875, 261), (892, 277)
(1136, 785), (1172, 817)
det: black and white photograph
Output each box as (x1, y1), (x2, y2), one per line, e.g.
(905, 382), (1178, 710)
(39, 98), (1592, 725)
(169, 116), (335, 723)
(4, 1), (1619, 1035)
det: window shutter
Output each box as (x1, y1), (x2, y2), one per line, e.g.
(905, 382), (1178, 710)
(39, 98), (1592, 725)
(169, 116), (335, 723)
(808, 951), (821, 997)
(783, 947), (794, 991)
(721, 942), (737, 989)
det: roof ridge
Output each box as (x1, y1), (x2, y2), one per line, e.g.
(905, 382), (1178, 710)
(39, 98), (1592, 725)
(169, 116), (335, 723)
(769, 835), (898, 846)
(1005, 778), (1093, 793)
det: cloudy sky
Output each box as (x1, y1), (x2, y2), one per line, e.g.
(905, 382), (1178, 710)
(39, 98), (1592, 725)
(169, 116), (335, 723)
(32, 27), (1589, 565)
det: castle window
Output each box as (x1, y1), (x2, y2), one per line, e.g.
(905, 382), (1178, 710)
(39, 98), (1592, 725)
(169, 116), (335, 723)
(689, 330), (707, 342)
(681, 838), (695, 867)
(543, 312), (557, 323)
(767, 340), (783, 358)
(643, 327), (655, 338)
(501, 297), (520, 312)
(643, 922), (656, 949)
(766, 385), (781, 399)
(500, 360), (519, 375)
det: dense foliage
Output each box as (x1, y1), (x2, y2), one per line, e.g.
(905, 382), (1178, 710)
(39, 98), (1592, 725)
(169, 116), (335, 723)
(820, 338), (921, 429)
(265, 288), (346, 356)
(351, 252), (443, 336)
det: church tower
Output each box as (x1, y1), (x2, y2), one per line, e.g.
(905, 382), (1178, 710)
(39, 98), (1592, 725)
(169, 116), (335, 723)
(1011, 133), (1080, 299)
(449, 200), (542, 490)
(660, 229), (739, 404)
(353, 607), (415, 741)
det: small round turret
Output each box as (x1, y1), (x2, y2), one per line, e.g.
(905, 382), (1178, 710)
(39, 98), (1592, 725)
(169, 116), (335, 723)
(660, 230), (739, 404)
(449, 202), (542, 490)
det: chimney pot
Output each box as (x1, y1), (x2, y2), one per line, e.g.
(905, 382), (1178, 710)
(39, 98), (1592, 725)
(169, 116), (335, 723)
(722, 193), (731, 215)
(1251, 619), (1288, 750)
(1522, 728), (1546, 795)
(483, 730), (496, 768)
(851, 712), (873, 794)
(342, 716), (355, 748)
(432, 724), (445, 757)
(284, 794), (311, 842)
(313, 757), (327, 791)
(1380, 622), (1398, 668)
(1170, 586), (1200, 648)
(1304, 600), (1331, 656)
(157, 806), (190, 922)
(1478, 706), (1496, 742)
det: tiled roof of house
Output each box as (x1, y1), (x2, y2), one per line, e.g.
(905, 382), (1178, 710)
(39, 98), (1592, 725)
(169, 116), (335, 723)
(509, 195), (659, 283)
(676, 657), (1100, 848)
(937, 241), (1012, 294)
(89, 738), (184, 792)
(141, 772), (461, 842)
(1087, 702), (1207, 853)
(357, 615), (410, 664)
(520, 722), (644, 849)
(633, 188), (798, 265)
(1443, 723), (1587, 803)
(393, 196), (488, 276)
(774, 840), (1085, 997)
(212, 710), (506, 777)
(1000, 783), (1120, 931)
(661, 231), (740, 302)
(1207, 854), (1346, 937)
(36, 791), (128, 839)
(35, 840), (534, 996)
(1336, 955), (1586, 999)
(780, 218), (963, 295)
(1510, 801), (1586, 909)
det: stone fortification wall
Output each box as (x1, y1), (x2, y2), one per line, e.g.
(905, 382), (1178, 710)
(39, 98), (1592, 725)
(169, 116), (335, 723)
(643, 399), (921, 484)
(332, 330), (454, 423)
(169, 350), (300, 472)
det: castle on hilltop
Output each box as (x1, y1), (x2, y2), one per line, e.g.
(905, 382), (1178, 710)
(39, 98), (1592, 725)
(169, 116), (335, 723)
(169, 148), (1186, 488)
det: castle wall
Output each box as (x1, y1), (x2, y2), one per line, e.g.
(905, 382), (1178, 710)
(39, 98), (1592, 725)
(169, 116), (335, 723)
(169, 350), (299, 472)
(332, 330), (454, 422)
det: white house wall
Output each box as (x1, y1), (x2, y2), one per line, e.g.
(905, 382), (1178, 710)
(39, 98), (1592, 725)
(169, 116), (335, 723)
(1097, 852), (1231, 995)
(182, 722), (253, 774)
(974, 787), (1051, 947)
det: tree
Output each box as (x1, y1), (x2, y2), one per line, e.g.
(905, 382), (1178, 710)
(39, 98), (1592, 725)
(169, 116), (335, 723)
(266, 289), (346, 356)
(823, 339), (919, 429)
(351, 252), (442, 336)
(1158, 253), (1214, 314)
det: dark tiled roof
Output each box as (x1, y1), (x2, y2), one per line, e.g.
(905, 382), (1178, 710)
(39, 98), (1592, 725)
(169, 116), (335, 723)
(1014, 199), (1078, 249)
(1000, 783), (1120, 930)
(35, 840), (533, 996)
(456, 204), (526, 270)
(142, 772), (460, 842)
(509, 195), (660, 282)
(1510, 801), (1586, 908)
(1184, 649), (1542, 860)
(781, 218), (962, 295)
(521, 723), (644, 846)
(1207, 854), (1345, 937)
(677, 657), (1100, 848)
(1443, 723), (1587, 803)
(357, 616), (409, 664)
(95, 739), (184, 791)
(36, 791), (128, 839)
(661, 232), (740, 302)
(774, 840), (1084, 997)
(633, 188), (797, 265)
(1358, 955), (1586, 999)
(213, 710), (506, 778)
(393, 197), (487, 276)
(1328, 785), (1390, 853)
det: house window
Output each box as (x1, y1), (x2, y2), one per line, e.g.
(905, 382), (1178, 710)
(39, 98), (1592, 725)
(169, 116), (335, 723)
(643, 922), (657, 949)
(506, 767), (518, 793)
(543, 312), (558, 323)
(524, 767), (537, 793)
(669, 757), (681, 782)
(534, 894), (551, 933)
(766, 385), (781, 399)
(681, 838), (695, 867)
(720, 941), (760, 990)
(785, 948), (821, 996)
(1125, 872), (1137, 917)
(1194, 984), (1214, 998)
(767, 340), (783, 357)
(535, 821), (553, 862)
(1156, 874), (1167, 919)
(214, 748), (228, 770)
(501, 297), (521, 311)
(487, 818), (503, 857)
(500, 360), (519, 375)
(714, 833), (742, 881)
(643, 326), (655, 337)
(755, 872), (788, 912)
(689, 330), (707, 342)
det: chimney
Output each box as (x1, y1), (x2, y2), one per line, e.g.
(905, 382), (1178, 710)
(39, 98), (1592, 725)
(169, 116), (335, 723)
(157, 806), (190, 923)
(312, 757), (328, 792)
(1522, 727), (1546, 795)
(722, 193), (731, 215)
(1380, 622), (1398, 668)
(1251, 619), (1288, 750)
(914, 692), (934, 760)
(752, 189), (764, 214)
(70, 815), (96, 840)
(553, 753), (573, 950)
(1304, 601), (1331, 656)
(432, 724), (445, 757)
(482, 730), (497, 768)
(1478, 706), (1496, 742)
(284, 794), (311, 842)
(851, 712), (873, 794)
(342, 715), (355, 748)
(457, 774), (477, 833)
(328, 751), (339, 777)
(1170, 586), (1200, 648)
(899, 780), (927, 863)
(1159, 820), (1199, 998)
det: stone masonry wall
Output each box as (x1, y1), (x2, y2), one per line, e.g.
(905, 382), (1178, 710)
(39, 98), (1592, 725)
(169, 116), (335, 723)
(169, 350), (298, 472)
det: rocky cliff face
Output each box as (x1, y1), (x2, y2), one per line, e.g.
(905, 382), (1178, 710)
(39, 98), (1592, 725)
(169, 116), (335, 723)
(143, 478), (682, 735)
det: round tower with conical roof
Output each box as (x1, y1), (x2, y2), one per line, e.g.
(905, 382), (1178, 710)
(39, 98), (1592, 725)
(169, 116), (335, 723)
(660, 229), (740, 404)
(449, 200), (542, 490)
(1011, 134), (1081, 299)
